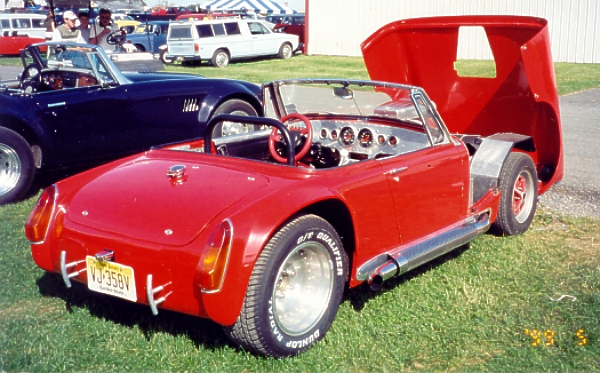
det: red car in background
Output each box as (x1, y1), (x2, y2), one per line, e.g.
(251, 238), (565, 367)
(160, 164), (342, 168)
(26, 16), (562, 358)
(273, 14), (304, 52)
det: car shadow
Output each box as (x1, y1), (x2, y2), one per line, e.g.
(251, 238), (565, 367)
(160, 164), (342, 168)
(35, 272), (231, 352)
(344, 244), (472, 311)
(33, 243), (471, 352)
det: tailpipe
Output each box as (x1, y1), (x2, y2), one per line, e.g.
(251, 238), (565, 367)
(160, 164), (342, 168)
(368, 214), (490, 291)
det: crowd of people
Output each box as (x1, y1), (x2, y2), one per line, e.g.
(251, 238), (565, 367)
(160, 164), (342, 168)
(46, 8), (122, 51)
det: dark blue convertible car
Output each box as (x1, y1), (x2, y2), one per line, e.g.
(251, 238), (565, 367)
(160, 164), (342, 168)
(0, 42), (263, 204)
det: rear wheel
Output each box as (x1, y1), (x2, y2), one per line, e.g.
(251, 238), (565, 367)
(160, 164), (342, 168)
(492, 152), (538, 236)
(211, 99), (258, 138)
(224, 214), (347, 357)
(211, 49), (230, 68)
(278, 42), (293, 59)
(0, 127), (35, 205)
(160, 49), (174, 64)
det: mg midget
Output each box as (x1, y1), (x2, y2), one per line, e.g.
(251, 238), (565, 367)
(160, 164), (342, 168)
(25, 16), (562, 357)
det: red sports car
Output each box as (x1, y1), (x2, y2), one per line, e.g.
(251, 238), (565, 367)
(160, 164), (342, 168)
(25, 15), (562, 357)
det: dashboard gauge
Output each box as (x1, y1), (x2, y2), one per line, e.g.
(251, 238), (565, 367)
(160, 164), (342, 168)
(389, 135), (398, 146)
(358, 128), (374, 148)
(340, 127), (355, 145)
(320, 128), (329, 139)
(330, 129), (338, 140)
(377, 134), (386, 145)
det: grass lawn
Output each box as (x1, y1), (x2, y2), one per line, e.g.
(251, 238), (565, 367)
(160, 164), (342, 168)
(0, 54), (599, 371)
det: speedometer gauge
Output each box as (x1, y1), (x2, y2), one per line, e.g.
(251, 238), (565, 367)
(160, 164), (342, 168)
(358, 129), (374, 148)
(340, 127), (355, 145)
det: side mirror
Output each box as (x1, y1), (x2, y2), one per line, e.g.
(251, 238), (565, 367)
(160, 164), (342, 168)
(333, 87), (353, 100)
(99, 77), (116, 88)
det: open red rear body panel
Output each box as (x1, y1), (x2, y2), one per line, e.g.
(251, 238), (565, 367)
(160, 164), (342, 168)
(361, 15), (563, 193)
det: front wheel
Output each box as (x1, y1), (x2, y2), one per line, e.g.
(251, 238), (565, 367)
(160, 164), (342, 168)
(224, 214), (347, 357)
(278, 43), (293, 59)
(0, 127), (35, 205)
(492, 152), (538, 236)
(211, 49), (230, 68)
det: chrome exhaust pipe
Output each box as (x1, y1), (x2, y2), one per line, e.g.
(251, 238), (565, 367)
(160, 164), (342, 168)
(368, 214), (490, 291)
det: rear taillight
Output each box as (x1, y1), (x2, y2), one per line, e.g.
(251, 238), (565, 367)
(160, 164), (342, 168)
(196, 219), (233, 293)
(25, 185), (57, 243)
(194, 43), (199, 53)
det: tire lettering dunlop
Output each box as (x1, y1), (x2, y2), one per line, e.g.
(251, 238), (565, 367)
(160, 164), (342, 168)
(268, 299), (284, 341)
(285, 329), (320, 349)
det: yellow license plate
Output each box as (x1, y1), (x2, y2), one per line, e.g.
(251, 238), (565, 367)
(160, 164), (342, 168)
(86, 256), (137, 302)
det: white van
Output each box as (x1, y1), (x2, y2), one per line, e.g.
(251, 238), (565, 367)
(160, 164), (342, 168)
(166, 19), (299, 67)
(0, 13), (47, 38)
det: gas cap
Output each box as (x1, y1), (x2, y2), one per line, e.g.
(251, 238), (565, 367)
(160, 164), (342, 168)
(167, 165), (186, 178)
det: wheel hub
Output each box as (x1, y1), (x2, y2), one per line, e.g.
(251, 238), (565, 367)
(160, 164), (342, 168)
(0, 143), (22, 196)
(512, 170), (534, 223)
(273, 243), (333, 336)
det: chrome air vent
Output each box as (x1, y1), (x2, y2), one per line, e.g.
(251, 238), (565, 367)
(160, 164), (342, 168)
(183, 98), (199, 112)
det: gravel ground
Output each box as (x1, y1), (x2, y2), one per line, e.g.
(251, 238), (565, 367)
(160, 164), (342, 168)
(538, 88), (600, 219)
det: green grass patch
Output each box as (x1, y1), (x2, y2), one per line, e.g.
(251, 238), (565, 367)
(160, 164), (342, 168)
(1, 198), (598, 371)
(3, 54), (600, 95)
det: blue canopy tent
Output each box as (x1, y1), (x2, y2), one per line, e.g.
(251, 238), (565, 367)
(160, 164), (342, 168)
(200, 0), (297, 15)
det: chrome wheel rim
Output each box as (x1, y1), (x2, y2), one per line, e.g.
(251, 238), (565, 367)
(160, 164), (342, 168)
(512, 169), (535, 223)
(221, 110), (251, 136)
(273, 242), (333, 336)
(0, 143), (21, 196)
(215, 53), (228, 67)
(283, 45), (292, 58)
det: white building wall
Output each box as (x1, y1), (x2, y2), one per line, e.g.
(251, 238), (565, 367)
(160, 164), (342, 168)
(306, 0), (600, 63)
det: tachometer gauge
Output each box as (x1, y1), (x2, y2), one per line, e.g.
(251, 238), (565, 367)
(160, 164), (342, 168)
(358, 128), (374, 148)
(340, 127), (355, 145)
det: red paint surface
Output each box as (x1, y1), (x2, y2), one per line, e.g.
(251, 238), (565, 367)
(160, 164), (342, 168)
(361, 15), (563, 193)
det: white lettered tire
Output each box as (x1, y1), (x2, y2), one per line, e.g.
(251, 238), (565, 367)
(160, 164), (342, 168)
(224, 214), (347, 357)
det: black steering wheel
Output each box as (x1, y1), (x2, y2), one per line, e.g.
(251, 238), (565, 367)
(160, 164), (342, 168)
(204, 114), (296, 165)
(20, 63), (41, 92)
(106, 30), (126, 46)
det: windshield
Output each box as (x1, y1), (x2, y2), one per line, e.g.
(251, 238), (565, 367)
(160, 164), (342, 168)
(272, 80), (425, 125)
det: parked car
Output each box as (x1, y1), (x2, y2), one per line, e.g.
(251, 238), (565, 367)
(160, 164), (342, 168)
(166, 18), (298, 67)
(124, 20), (169, 52)
(0, 41), (263, 204)
(25, 16), (562, 357)
(273, 14), (304, 52)
(114, 19), (141, 34)
(0, 13), (47, 39)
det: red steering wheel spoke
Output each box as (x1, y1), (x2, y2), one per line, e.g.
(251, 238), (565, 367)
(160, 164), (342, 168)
(268, 113), (313, 164)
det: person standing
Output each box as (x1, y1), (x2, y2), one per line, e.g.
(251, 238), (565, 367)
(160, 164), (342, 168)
(52, 10), (85, 43)
(78, 11), (90, 43)
(90, 8), (119, 51)
(45, 9), (55, 40)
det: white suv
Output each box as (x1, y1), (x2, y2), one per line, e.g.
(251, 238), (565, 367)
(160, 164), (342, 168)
(166, 19), (299, 67)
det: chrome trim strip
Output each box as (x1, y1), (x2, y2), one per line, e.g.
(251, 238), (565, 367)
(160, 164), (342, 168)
(47, 102), (66, 108)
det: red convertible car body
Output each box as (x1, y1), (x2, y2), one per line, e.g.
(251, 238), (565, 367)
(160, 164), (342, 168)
(26, 16), (562, 357)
